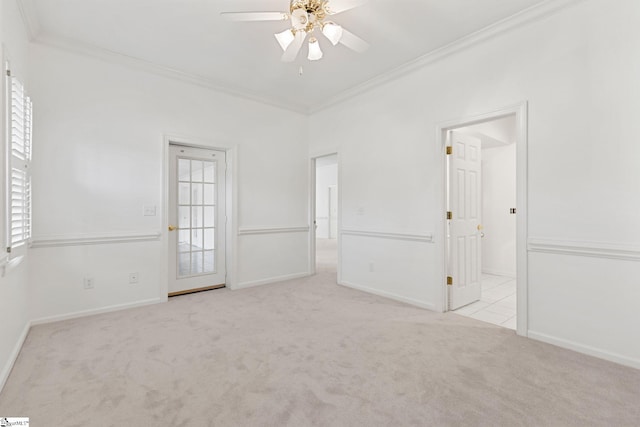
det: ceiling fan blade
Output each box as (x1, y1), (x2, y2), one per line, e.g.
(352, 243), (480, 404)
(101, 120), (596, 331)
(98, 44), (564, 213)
(339, 28), (369, 53)
(281, 31), (306, 62)
(325, 0), (368, 15)
(220, 12), (288, 22)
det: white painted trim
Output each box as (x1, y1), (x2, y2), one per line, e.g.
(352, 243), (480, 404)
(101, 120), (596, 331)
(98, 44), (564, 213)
(34, 33), (306, 114)
(528, 238), (640, 261)
(309, 150), (341, 277)
(309, 157), (317, 275)
(16, 0), (40, 41)
(233, 272), (310, 290)
(238, 226), (310, 236)
(341, 229), (434, 243)
(311, 0), (584, 113)
(528, 331), (640, 370)
(341, 281), (437, 311)
(30, 297), (164, 326)
(0, 320), (30, 394)
(436, 102), (528, 338)
(30, 231), (161, 248)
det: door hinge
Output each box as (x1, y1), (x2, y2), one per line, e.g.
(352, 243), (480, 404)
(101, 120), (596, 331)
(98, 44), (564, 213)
(5, 69), (10, 77)
(447, 276), (453, 286)
(446, 146), (452, 155)
(446, 211), (452, 220)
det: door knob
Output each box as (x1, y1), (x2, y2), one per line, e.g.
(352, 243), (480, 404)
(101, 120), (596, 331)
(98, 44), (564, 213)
(477, 224), (483, 231)
(168, 225), (177, 231)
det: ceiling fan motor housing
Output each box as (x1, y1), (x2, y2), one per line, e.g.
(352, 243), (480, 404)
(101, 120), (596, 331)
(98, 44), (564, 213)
(290, 0), (329, 33)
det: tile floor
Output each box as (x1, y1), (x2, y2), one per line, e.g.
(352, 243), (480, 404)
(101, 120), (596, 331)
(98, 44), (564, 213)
(453, 274), (517, 330)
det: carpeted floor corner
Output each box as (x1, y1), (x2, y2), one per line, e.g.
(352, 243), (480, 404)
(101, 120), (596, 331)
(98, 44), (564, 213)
(1, 245), (639, 426)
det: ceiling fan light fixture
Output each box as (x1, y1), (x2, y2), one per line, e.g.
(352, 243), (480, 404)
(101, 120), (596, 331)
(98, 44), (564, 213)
(321, 22), (343, 45)
(291, 8), (309, 30)
(275, 29), (296, 51)
(307, 37), (323, 61)
(223, 0), (369, 63)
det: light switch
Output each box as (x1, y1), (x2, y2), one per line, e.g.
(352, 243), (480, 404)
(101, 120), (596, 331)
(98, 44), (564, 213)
(143, 205), (157, 216)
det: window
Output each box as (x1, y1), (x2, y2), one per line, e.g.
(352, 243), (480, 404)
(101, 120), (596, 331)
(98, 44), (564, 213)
(5, 65), (32, 253)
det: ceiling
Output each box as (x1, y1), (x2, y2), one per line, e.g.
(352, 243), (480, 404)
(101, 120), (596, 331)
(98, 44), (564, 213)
(24, 0), (548, 112)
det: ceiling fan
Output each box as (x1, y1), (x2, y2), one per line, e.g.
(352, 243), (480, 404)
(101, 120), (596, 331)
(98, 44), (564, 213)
(221, 0), (369, 62)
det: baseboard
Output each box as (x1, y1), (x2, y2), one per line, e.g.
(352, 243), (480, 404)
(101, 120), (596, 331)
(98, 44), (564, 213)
(30, 297), (164, 326)
(528, 331), (640, 370)
(482, 268), (516, 277)
(0, 320), (31, 394)
(340, 280), (437, 311)
(234, 272), (310, 290)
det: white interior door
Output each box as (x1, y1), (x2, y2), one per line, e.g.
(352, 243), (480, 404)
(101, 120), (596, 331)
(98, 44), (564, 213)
(168, 145), (226, 296)
(448, 131), (482, 310)
(328, 185), (338, 239)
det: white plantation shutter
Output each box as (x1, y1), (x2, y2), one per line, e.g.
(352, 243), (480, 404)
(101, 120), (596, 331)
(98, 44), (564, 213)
(7, 75), (32, 251)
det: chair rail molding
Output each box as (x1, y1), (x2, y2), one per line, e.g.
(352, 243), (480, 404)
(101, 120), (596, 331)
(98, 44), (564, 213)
(30, 231), (162, 248)
(341, 228), (434, 243)
(238, 226), (310, 236)
(528, 238), (640, 261)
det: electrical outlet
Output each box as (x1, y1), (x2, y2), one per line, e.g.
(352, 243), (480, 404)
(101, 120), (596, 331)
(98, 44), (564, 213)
(84, 277), (94, 289)
(129, 272), (139, 284)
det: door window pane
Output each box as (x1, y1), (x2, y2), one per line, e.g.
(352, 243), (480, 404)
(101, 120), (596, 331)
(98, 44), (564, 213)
(192, 206), (203, 228)
(178, 183), (190, 205)
(174, 154), (222, 279)
(178, 159), (190, 182)
(192, 183), (204, 205)
(192, 229), (203, 250)
(191, 251), (203, 274)
(204, 184), (215, 205)
(204, 250), (215, 273)
(204, 206), (215, 227)
(178, 229), (190, 252)
(178, 206), (190, 228)
(191, 160), (203, 182)
(203, 161), (216, 183)
(204, 228), (215, 250)
(178, 252), (190, 277)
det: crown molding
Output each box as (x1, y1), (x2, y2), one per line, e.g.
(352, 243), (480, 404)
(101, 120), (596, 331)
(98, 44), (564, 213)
(309, 0), (586, 114)
(33, 32), (310, 114)
(16, 0), (41, 41)
(20, 0), (583, 116)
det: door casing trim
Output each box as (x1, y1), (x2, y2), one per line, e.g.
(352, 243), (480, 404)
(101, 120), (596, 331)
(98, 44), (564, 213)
(309, 151), (341, 282)
(162, 134), (238, 300)
(436, 102), (528, 337)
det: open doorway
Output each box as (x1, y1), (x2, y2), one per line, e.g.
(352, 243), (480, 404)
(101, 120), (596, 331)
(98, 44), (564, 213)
(313, 154), (338, 274)
(445, 113), (520, 330)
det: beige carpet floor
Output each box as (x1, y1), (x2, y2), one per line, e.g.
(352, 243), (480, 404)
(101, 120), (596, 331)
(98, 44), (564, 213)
(1, 246), (639, 426)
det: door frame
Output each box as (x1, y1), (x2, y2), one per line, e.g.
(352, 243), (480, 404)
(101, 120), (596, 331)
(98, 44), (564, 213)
(309, 150), (341, 281)
(161, 134), (238, 300)
(437, 102), (528, 336)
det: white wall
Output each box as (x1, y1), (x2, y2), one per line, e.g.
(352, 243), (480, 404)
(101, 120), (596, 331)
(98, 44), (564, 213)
(315, 159), (337, 239)
(309, 0), (640, 367)
(0, 0), (31, 391)
(28, 44), (310, 320)
(481, 143), (516, 277)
